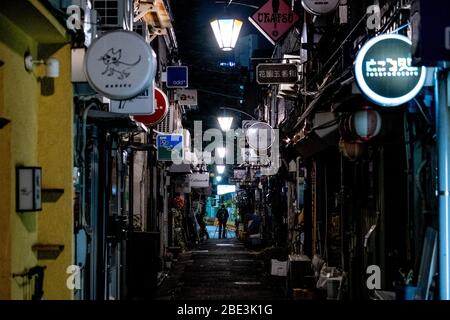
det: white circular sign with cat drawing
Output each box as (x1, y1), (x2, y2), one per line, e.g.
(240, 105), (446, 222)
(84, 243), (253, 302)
(302, 0), (340, 15)
(85, 30), (156, 100)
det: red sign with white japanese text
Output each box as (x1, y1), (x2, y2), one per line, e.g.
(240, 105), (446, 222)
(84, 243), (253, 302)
(249, 0), (300, 45)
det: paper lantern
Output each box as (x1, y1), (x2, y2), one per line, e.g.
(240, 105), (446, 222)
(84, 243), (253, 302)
(339, 140), (367, 161)
(341, 107), (382, 142)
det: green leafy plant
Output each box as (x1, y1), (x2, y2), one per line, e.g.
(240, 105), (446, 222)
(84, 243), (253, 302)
(223, 198), (238, 221)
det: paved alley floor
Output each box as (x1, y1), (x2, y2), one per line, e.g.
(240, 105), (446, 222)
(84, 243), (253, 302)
(156, 238), (287, 300)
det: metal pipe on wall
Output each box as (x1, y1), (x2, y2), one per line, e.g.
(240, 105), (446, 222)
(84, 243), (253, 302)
(436, 67), (450, 300)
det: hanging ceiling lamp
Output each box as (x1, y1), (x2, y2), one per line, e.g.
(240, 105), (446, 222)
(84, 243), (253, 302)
(217, 116), (233, 131)
(210, 18), (243, 51)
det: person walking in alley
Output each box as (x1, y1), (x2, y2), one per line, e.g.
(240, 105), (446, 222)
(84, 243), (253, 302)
(216, 205), (229, 239)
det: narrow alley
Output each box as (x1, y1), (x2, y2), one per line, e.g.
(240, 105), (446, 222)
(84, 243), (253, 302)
(2, 0), (450, 309)
(157, 238), (285, 300)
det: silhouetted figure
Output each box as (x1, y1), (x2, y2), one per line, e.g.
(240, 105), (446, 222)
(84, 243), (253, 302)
(216, 205), (229, 239)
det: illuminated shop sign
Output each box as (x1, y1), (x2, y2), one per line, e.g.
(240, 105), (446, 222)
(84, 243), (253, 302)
(167, 66), (188, 88)
(157, 134), (184, 162)
(256, 63), (298, 84)
(85, 30), (156, 100)
(354, 34), (427, 107)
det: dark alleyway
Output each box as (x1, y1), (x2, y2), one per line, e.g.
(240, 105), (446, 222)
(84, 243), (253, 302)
(2, 0), (450, 304)
(156, 238), (286, 300)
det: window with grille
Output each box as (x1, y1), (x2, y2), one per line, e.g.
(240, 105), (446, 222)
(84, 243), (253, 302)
(93, 0), (121, 29)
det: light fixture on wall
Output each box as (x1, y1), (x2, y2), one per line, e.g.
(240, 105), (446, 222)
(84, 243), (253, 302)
(24, 54), (60, 78)
(16, 167), (42, 212)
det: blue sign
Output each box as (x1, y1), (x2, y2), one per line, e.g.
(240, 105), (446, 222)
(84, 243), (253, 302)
(167, 66), (188, 88)
(157, 134), (184, 161)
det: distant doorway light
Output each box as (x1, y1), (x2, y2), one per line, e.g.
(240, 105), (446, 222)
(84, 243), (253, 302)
(210, 18), (243, 51)
(217, 147), (226, 158)
(216, 165), (226, 174)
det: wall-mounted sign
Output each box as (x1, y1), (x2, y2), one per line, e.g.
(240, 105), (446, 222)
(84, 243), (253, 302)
(110, 82), (155, 114)
(256, 63), (298, 84)
(249, 0), (300, 45)
(85, 30), (156, 100)
(134, 87), (169, 126)
(354, 34), (427, 107)
(16, 167), (42, 212)
(190, 173), (210, 188)
(166, 66), (188, 88)
(157, 134), (184, 162)
(233, 169), (247, 179)
(176, 89), (198, 106)
(301, 0), (340, 15)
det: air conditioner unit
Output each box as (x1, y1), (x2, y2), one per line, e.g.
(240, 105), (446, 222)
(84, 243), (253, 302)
(155, 105), (174, 133)
(156, 104), (182, 133)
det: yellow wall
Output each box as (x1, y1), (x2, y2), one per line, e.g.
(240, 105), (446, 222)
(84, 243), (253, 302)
(0, 10), (73, 300)
(0, 49), (12, 300)
(0, 14), (39, 300)
(37, 45), (74, 300)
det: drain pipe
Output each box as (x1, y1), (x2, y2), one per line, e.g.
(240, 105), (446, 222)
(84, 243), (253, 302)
(436, 66), (450, 300)
(81, 103), (96, 230)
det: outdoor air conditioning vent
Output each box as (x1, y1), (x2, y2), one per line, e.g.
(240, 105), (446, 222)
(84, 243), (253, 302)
(156, 104), (176, 133)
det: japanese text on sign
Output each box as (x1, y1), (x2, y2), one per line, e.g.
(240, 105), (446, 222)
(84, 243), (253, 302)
(365, 57), (420, 78)
(256, 63), (298, 84)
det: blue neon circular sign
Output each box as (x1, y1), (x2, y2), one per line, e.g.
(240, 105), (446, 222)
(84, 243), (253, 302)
(354, 34), (427, 107)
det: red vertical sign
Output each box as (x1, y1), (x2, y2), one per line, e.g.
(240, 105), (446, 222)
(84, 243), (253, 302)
(249, 0), (300, 45)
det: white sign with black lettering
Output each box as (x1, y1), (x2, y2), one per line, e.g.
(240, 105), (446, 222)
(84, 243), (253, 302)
(110, 83), (155, 115)
(190, 173), (210, 188)
(176, 89), (198, 106)
(302, 0), (340, 15)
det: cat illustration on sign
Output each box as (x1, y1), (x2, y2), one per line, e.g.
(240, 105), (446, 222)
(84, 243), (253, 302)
(99, 48), (141, 80)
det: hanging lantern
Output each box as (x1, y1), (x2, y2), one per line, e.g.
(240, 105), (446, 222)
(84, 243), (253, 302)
(339, 139), (367, 161)
(340, 107), (382, 143)
(210, 18), (243, 51)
